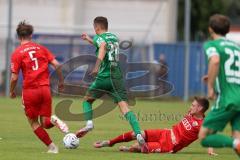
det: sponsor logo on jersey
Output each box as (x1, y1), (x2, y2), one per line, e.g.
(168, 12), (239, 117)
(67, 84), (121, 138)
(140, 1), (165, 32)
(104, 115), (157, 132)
(182, 118), (191, 130)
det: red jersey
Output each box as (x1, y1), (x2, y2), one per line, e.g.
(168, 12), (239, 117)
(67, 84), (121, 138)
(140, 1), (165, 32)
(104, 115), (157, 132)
(172, 114), (203, 152)
(11, 42), (55, 89)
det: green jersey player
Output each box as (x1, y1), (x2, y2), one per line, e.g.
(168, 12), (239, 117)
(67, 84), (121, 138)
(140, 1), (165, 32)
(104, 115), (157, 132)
(75, 16), (146, 148)
(198, 14), (240, 156)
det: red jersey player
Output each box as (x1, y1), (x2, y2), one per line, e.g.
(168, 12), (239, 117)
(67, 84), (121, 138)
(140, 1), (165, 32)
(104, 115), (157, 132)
(10, 21), (69, 153)
(94, 97), (209, 154)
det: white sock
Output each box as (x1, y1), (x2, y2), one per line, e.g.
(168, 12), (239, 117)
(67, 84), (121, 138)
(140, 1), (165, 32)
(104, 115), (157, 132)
(86, 120), (93, 129)
(233, 139), (240, 149)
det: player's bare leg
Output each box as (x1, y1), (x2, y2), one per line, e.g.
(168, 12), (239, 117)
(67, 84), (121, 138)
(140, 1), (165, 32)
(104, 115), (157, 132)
(27, 117), (58, 153)
(118, 101), (148, 151)
(232, 131), (240, 139)
(75, 96), (95, 138)
(198, 126), (214, 140)
(232, 131), (240, 156)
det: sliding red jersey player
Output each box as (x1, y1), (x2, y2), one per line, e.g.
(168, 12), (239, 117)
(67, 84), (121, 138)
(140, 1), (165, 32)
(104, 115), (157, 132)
(94, 97), (209, 153)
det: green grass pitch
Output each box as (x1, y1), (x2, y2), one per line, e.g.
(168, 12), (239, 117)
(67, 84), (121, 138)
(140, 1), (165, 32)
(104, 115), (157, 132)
(0, 97), (237, 160)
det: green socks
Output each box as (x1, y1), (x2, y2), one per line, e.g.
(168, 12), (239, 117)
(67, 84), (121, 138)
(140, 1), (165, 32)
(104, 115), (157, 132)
(83, 101), (142, 136)
(124, 111), (141, 135)
(83, 101), (93, 120)
(201, 134), (234, 148)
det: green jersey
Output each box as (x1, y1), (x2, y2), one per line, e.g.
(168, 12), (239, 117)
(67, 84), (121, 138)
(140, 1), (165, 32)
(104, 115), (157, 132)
(93, 32), (122, 78)
(204, 38), (240, 109)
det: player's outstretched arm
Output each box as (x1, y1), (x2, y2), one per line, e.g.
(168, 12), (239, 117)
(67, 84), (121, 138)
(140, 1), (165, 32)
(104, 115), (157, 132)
(81, 33), (93, 45)
(90, 42), (107, 76)
(50, 59), (64, 92)
(9, 73), (18, 98)
(207, 55), (220, 100)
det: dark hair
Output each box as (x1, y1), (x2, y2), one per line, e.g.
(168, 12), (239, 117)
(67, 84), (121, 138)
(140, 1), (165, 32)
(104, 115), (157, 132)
(94, 16), (108, 30)
(209, 14), (230, 36)
(16, 20), (33, 39)
(194, 96), (209, 112)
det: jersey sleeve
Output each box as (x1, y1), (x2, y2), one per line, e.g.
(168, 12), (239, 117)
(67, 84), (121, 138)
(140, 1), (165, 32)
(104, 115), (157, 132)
(11, 52), (22, 74)
(44, 47), (55, 62)
(93, 35), (105, 47)
(203, 41), (219, 60)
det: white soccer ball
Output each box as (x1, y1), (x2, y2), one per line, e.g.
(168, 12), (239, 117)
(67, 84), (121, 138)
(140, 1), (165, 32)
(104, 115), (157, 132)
(63, 133), (80, 149)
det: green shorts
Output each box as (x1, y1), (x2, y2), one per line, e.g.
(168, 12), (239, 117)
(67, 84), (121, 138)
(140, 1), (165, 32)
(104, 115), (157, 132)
(86, 77), (128, 103)
(203, 104), (240, 132)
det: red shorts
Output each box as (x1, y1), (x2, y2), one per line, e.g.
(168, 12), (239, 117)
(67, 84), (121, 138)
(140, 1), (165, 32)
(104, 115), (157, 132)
(22, 86), (52, 119)
(144, 129), (174, 153)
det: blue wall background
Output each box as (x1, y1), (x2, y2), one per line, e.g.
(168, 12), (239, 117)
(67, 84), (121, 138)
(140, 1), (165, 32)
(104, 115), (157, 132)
(22, 34), (208, 99)
(154, 43), (207, 97)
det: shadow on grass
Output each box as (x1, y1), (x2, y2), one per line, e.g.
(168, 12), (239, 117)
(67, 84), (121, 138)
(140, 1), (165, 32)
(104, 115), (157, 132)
(178, 150), (234, 155)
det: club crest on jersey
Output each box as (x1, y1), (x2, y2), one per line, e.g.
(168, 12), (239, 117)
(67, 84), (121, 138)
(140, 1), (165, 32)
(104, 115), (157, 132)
(192, 121), (198, 127)
(182, 118), (191, 130)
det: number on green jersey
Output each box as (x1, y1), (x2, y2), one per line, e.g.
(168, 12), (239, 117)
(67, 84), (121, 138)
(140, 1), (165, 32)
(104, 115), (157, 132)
(224, 47), (240, 84)
(108, 42), (119, 62)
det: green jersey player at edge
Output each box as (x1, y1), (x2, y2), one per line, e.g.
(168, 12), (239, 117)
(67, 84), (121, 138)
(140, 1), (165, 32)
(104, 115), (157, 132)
(198, 14), (240, 157)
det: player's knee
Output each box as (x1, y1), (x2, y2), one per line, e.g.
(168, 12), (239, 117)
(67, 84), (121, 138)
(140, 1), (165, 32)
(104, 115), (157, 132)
(232, 131), (240, 139)
(27, 118), (40, 130)
(198, 127), (215, 143)
(118, 102), (130, 115)
(198, 133), (208, 147)
(141, 131), (146, 139)
(198, 133), (204, 141)
(40, 120), (45, 128)
(40, 121), (52, 129)
(41, 124), (49, 129)
(83, 96), (95, 104)
(31, 122), (41, 131)
(131, 132), (135, 138)
(198, 130), (207, 141)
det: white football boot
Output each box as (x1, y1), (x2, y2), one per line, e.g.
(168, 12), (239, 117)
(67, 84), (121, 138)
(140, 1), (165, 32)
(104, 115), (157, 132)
(47, 143), (59, 154)
(51, 115), (69, 134)
(75, 120), (94, 138)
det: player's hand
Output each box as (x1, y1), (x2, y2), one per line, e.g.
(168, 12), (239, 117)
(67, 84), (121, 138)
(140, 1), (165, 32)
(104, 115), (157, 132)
(58, 81), (64, 92)
(202, 75), (208, 84)
(208, 88), (216, 100)
(81, 33), (90, 41)
(89, 68), (98, 77)
(10, 92), (16, 99)
(208, 147), (218, 156)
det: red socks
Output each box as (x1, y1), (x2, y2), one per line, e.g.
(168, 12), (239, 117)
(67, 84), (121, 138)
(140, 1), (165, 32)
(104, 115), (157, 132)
(34, 127), (52, 146)
(109, 131), (134, 146)
(42, 117), (54, 129)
